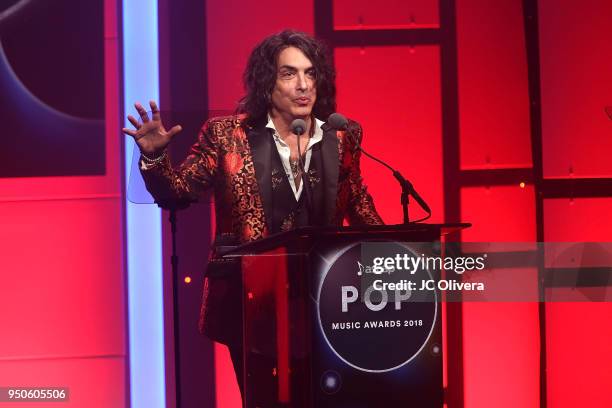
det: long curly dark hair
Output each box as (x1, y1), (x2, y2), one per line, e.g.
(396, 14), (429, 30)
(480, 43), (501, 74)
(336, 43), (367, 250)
(238, 30), (336, 126)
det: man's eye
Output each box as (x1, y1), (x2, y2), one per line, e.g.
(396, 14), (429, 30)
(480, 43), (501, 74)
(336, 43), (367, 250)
(280, 71), (295, 78)
(306, 70), (316, 78)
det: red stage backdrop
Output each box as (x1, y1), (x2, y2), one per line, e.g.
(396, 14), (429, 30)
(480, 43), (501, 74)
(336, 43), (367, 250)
(0, 1), (610, 407)
(204, 0), (612, 407)
(0, 1), (126, 407)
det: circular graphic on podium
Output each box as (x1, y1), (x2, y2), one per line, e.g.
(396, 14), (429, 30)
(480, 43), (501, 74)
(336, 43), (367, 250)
(316, 242), (438, 372)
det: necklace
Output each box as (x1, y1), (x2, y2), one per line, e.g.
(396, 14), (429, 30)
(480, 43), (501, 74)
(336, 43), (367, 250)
(289, 158), (301, 178)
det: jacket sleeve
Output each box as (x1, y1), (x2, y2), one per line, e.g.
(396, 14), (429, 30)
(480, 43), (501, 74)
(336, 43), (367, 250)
(139, 119), (220, 206)
(345, 122), (384, 225)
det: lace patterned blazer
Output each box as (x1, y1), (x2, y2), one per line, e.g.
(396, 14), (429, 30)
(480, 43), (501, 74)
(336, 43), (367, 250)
(140, 114), (383, 343)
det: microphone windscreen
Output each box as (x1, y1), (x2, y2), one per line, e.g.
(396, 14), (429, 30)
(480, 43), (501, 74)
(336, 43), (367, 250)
(327, 113), (348, 130)
(290, 119), (307, 135)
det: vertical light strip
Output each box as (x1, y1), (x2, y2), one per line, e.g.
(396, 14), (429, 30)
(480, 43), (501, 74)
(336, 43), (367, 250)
(122, 1), (166, 408)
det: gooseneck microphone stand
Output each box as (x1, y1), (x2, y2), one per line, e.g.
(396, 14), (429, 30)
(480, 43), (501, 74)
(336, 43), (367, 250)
(359, 144), (430, 224)
(327, 113), (431, 224)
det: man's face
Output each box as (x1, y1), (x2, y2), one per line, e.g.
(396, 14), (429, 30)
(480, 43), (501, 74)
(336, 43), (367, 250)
(270, 46), (317, 121)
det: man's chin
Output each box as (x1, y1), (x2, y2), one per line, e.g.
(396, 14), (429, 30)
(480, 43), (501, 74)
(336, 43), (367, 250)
(291, 107), (314, 118)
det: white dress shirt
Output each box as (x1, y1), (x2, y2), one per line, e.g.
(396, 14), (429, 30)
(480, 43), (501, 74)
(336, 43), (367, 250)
(266, 115), (324, 200)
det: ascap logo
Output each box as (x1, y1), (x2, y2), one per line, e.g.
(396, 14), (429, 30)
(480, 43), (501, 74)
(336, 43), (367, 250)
(357, 261), (394, 275)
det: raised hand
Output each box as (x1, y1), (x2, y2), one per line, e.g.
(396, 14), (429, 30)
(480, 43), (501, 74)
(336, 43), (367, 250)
(122, 100), (182, 156)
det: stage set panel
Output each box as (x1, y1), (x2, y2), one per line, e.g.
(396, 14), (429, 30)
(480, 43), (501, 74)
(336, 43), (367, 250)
(0, 199), (126, 359)
(460, 186), (540, 408)
(543, 198), (612, 408)
(335, 45), (444, 225)
(457, 0), (532, 170)
(202, 1), (612, 407)
(334, 0), (439, 30)
(206, 0), (314, 113)
(539, 0), (612, 179)
(0, 0), (126, 407)
(539, 0), (612, 403)
(0, 358), (126, 408)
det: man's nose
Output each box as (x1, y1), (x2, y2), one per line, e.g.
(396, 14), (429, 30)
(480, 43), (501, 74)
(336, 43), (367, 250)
(296, 72), (308, 91)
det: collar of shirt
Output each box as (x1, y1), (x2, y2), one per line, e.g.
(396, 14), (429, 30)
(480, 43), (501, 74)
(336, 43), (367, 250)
(265, 114), (324, 148)
(265, 114), (323, 199)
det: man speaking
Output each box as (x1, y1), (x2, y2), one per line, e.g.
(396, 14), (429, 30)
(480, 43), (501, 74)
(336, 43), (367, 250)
(122, 29), (382, 401)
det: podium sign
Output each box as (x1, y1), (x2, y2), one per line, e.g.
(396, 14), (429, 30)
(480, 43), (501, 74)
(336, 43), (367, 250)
(226, 224), (468, 407)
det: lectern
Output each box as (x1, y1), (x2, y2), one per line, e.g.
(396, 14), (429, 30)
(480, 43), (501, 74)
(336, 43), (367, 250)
(224, 223), (469, 408)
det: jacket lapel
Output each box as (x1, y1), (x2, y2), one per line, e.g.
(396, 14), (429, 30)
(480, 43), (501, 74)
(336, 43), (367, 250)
(320, 122), (340, 224)
(248, 120), (341, 229)
(247, 124), (275, 233)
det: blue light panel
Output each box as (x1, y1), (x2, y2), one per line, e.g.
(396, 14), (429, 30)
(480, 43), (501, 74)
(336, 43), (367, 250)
(122, 1), (166, 407)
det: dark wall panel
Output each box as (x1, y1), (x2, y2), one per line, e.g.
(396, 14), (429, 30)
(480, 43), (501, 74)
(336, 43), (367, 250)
(0, 0), (105, 177)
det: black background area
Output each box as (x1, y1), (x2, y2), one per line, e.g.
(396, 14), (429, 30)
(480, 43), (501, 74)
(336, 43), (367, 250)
(0, 0), (105, 178)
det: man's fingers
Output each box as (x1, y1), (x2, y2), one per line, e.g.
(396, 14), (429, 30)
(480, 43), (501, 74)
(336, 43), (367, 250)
(167, 125), (183, 139)
(150, 100), (161, 121)
(134, 102), (150, 123)
(127, 115), (140, 129)
(122, 127), (137, 137)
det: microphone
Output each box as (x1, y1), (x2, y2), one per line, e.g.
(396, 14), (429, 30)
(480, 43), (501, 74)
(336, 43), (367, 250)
(290, 118), (307, 135)
(327, 112), (431, 223)
(289, 118), (313, 218)
(328, 112), (348, 130)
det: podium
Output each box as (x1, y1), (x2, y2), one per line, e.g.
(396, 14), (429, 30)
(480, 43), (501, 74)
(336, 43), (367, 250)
(224, 223), (469, 408)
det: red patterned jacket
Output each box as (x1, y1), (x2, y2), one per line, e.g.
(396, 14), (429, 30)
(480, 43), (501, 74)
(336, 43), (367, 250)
(140, 114), (382, 343)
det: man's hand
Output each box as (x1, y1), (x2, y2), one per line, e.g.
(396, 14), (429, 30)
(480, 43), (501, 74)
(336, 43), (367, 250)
(122, 100), (182, 156)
